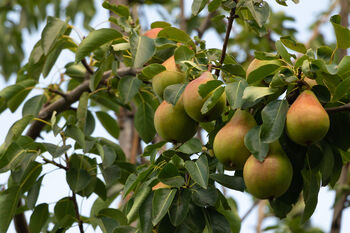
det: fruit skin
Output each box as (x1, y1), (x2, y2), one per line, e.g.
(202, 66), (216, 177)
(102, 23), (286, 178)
(183, 71), (226, 122)
(286, 90), (330, 146)
(154, 96), (198, 143)
(144, 27), (163, 39)
(213, 109), (256, 170)
(243, 142), (293, 199)
(152, 56), (186, 98)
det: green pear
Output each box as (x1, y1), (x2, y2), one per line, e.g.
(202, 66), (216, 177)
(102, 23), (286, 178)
(183, 71), (226, 122)
(286, 90), (330, 146)
(213, 109), (257, 170)
(144, 27), (163, 39)
(154, 96), (198, 143)
(152, 56), (186, 98)
(243, 141), (293, 199)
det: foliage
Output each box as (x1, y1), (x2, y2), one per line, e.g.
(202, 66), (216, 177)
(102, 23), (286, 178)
(0, 0), (350, 233)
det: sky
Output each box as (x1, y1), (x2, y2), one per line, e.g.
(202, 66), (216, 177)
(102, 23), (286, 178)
(0, 0), (349, 232)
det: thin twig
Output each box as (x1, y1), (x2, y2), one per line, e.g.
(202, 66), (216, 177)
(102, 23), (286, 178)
(197, 11), (216, 39)
(71, 192), (85, 233)
(81, 58), (94, 74)
(48, 87), (67, 98)
(215, 3), (237, 77)
(42, 157), (68, 170)
(326, 103), (350, 113)
(241, 200), (260, 222)
(179, 0), (186, 32)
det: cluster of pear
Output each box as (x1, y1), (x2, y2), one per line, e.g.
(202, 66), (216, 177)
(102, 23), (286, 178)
(214, 59), (330, 199)
(145, 28), (227, 143)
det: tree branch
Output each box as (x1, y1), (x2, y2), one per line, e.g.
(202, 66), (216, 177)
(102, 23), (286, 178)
(179, 0), (186, 32)
(241, 200), (260, 222)
(326, 103), (350, 113)
(71, 192), (84, 233)
(214, 3), (237, 77)
(26, 68), (137, 139)
(81, 58), (94, 74)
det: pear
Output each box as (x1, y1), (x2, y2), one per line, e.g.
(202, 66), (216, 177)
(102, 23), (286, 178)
(154, 96), (198, 143)
(243, 141), (293, 199)
(144, 27), (163, 39)
(213, 109), (257, 170)
(152, 56), (186, 98)
(286, 90), (329, 146)
(183, 71), (226, 122)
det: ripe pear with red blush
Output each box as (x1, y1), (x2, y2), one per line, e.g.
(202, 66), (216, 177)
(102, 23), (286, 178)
(183, 71), (226, 122)
(154, 96), (198, 143)
(144, 27), (163, 39)
(286, 90), (330, 146)
(213, 109), (256, 170)
(243, 141), (293, 199)
(152, 56), (186, 98)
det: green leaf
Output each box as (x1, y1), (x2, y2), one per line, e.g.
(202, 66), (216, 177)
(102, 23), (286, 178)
(41, 17), (68, 55)
(98, 145), (117, 168)
(242, 1), (270, 28)
(168, 189), (191, 226)
(192, 186), (218, 207)
(77, 92), (89, 131)
(208, 0), (222, 12)
(201, 86), (225, 114)
(178, 138), (202, 154)
(152, 189), (177, 226)
(205, 208), (231, 233)
(330, 15), (350, 49)
(192, 0), (208, 16)
(221, 64), (246, 77)
(184, 154), (209, 189)
(141, 64), (166, 80)
(320, 142), (334, 186)
(4, 115), (33, 148)
(139, 192), (153, 233)
(158, 163), (185, 188)
(280, 36), (307, 53)
(246, 61), (281, 84)
(217, 198), (241, 233)
(42, 143), (71, 158)
(29, 203), (49, 233)
(174, 46), (195, 63)
(260, 100), (288, 143)
(102, 1), (130, 17)
(242, 86), (276, 106)
(0, 186), (22, 233)
(317, 46), (333, 62)
(158, 27), (194, 47)
(337, 56), (350, 79)
(134, 92), (156, 143)
(54, 197), (76, 228)
(225, 79), (248, 110)
(96, 111), (120, 139)
(75, 28), (122, 62)
(130, 33), (156, 68)
(118, 76), (143, 104)
(301, 169), (320, 223)
(276, 40), (292, 64)
(163, 84), (186, 106)
(66, 168), (92, 192)
(113, 226), (137, 233)
(27, 176), (44, 209)
(209, 174), (245, 191)
(244, 126), (269, 161)
(198, 80), (223, 98)
(332, 76), (350, 102)
(65, 125), (86, 150)
(127, 183), (151, 222)
(98, 208), (127, 225)
(22, 95), (47, 117)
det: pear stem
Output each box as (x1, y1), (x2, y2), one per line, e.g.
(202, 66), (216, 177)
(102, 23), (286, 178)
(214, 1), (238, 77)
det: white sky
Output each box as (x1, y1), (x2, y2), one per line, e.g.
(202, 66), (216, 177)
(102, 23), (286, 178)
(0, 0), (349, 232)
